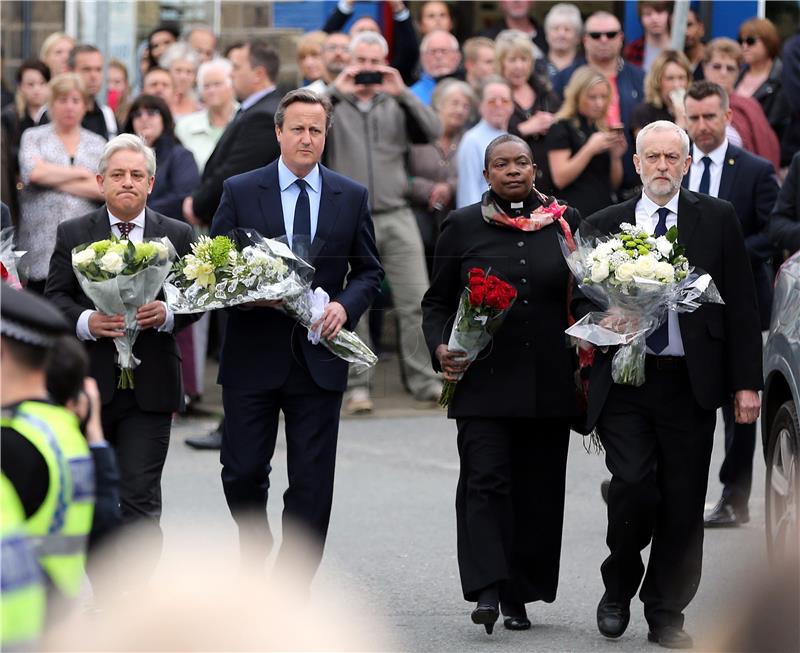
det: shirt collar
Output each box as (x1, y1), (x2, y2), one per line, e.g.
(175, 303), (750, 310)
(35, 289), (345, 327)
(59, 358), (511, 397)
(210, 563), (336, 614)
(692, 138), (728, 165)
(240, 86), (276, 112)
(277, 156), (321, 193)
(108, 208), (146, 229)
(640, 190), (680, 218)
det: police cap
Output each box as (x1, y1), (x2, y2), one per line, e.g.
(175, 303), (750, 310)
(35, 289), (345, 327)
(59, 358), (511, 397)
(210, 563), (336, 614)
(0, 283), (69, 348)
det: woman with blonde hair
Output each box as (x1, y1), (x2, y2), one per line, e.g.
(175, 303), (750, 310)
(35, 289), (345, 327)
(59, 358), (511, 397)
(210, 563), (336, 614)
(39, 32), (75, 76)
(545, 66), (627, 217)
(17, 73), (105, 293)
(296, 31), (328, 87)
(631, 49), (691, 137)
(495, 29), (560, 195)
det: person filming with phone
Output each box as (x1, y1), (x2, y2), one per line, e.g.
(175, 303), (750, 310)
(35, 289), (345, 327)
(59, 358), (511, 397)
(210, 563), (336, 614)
(326, 31), (443, 414)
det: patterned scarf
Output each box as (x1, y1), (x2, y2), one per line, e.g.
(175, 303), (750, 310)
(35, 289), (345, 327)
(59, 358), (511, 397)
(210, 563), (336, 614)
(480, 189), (575, 251)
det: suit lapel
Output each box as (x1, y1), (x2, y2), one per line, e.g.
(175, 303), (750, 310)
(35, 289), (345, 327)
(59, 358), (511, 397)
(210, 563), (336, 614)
(717, 145), (737, 201)
(142, 208), (166, 239)
(89, 207), (112, 241)
(677, 188), (701, 249)
(310, 165), (343, 263)
(257, 162), (288, 239)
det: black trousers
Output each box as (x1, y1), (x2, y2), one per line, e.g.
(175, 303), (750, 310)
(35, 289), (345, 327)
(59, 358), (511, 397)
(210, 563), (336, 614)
(101, 389), (171, 530)
(719, 401), (756, 510)
(454, 417), (570, 603)
(220, 348), (343, 576)
(596, 357), (715, 630)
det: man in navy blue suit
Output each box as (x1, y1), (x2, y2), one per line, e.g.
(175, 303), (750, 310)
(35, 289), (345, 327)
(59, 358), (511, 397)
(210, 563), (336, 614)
(683, 81), (779, 528)
(210, 89), (383, 576)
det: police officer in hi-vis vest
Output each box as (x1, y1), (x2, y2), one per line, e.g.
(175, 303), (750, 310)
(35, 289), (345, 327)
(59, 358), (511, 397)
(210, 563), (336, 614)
(0, 284), (95, 617)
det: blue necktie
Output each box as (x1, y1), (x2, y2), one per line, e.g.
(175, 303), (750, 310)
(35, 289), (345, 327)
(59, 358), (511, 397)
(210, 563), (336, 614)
(698, 156), (712, 195)
(646, 207), (671, 353)
(293, 178), (311, 254)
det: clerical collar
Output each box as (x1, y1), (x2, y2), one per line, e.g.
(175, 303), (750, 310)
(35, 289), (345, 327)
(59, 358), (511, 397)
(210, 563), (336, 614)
(491, 189), (537, 217)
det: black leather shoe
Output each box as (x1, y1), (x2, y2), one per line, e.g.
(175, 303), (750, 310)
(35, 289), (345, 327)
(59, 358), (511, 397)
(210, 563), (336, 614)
(185, 429), (222, 450)
(704, 499), (749, 528)
(501, 601), (531, 630)
(597, 593), (630, 639)
(471, 604), (499, 634)
(647, 625), (693, 649)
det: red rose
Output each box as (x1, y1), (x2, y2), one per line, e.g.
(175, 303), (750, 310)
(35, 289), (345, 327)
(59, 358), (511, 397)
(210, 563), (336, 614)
(0, 263), (7, 281)
(469, 278), (487, 305)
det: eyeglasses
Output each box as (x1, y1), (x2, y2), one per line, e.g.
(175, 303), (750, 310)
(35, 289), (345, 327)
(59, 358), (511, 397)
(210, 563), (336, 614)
(739, 36), (758, 46)
(423, 48), (458, 56)
(587, 31), (620, 40)
(323, 44), (349, 52)
(131, 108), (160, 120)
(709, 62), (739, 74)
(485, 97), (512, 106)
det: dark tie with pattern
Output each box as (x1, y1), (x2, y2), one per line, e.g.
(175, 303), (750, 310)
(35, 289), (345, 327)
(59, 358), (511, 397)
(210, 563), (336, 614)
(293, 179), (311, 254)
(698, 156), (712, 195)
(116, 222), (135, 239)
(646, 207), (671, 353)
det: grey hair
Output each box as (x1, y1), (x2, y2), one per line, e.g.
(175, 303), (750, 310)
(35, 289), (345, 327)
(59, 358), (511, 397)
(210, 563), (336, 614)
(420, 29), (459, 53)
(196, 57), (233, 90)
(98, 134), (157, 177)
(636, 119), (690, 159)
(544, 3), (583, 34)
(349, 31), (389, 56)
(431, 78), (477, 112)
(275, 88), (334, 132)
(159, 41), (200, 71)
(478, 74), (512, 100)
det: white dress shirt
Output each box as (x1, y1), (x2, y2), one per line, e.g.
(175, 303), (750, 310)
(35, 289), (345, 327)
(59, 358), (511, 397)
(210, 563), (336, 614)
(688, 139), (727, 197)
(76, 209), (175, 341)
(635, 191), (685, 357)
(277, 157), (321, 250)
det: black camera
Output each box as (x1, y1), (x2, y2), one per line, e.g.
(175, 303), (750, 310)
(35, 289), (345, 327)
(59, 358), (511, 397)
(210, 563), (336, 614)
(354, 71), (383, 85)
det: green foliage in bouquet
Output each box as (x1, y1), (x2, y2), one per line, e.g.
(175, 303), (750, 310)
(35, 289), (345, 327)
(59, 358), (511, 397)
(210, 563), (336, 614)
(71, 236), (171, 282)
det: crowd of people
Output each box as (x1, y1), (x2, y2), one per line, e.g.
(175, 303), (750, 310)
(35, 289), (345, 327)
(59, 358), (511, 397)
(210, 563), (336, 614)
(2, 0), (800, 650)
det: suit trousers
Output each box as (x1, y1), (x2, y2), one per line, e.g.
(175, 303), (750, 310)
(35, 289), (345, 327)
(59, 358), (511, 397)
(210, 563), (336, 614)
(719, 401), (756, 510)
(220, 337), (343, 575)
(455, 416), (570, 603)
(347, 206), (439, 398)
(597, 358), (715, 630)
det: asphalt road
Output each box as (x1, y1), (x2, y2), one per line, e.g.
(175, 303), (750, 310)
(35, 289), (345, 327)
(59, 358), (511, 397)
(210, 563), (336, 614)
(158, 413), (768, 652)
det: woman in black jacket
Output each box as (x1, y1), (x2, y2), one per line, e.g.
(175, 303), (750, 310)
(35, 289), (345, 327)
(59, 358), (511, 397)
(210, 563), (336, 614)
(422, 134), (581, 635)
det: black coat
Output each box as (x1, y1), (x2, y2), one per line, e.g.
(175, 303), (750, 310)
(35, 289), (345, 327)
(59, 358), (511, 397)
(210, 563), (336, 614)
(149, 135), (200, 221)
(192, 89), (281, 224)
(683, 143), (779, 329)
(44, 207), (198, 412)
(573, 189), (764, 430)
(422, 199), (581, 419)
(770, 150), (800, 256)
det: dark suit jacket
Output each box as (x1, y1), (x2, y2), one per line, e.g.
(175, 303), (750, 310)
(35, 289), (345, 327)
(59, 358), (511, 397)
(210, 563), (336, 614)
(44, 207), (197, 412)
(149, 135), (200, 221)
(770, 151), (800, 256)
(210, 160), (383, 393)
(683, 143), (779, 328)
(422, 200), (582, 419)
(573, 189), (763, 430)
(192, 89), (281, 224)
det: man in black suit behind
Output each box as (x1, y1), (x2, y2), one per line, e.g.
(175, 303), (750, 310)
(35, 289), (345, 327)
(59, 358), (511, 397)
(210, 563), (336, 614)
(183, 40), (282, 226)
(575, 120), (763, 649)
(210, 90), (383, 580)
(682, 81), (779, 528)
(45, 134), (197, 550)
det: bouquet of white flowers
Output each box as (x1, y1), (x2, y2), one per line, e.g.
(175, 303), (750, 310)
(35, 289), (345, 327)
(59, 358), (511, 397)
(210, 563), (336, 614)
(165, 229), (377, 371)
(0, 227), (25, 289)
(559, 222), (724, 386)
(72, 236), (176, 388)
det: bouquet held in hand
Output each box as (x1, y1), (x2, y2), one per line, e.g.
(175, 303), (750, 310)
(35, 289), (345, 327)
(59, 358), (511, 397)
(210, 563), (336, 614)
(439, 268), (517, 407)
(165, 229), (377, 371)
(71, 236), (176, 388)
(1, 227), (25, 289)
(559, 222), (723, 386)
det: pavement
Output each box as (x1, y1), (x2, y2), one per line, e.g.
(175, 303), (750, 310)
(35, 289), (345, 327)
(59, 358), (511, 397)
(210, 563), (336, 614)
(161, 371), (770, 652)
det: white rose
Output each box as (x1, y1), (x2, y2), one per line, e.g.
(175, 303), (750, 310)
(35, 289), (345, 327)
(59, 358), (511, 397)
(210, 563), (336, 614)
(656, 236), (673, 258)
(590, 258), (610, 283)
(152, 241), (169, 260)
(72, 248), (96, 267)
(615, 261), (636, 283)
(655, 261), (675, 282)
(98, 251), (125, 274)
(634, 254), (658, 279)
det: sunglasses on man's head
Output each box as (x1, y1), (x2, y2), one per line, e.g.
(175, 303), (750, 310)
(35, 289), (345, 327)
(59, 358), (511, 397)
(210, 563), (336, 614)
(587, 31), (620, 40)
(738, 36), (758, 46)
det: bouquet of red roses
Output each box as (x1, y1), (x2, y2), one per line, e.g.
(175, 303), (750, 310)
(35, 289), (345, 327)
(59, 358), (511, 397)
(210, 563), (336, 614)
(439, 268), (517, 407)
